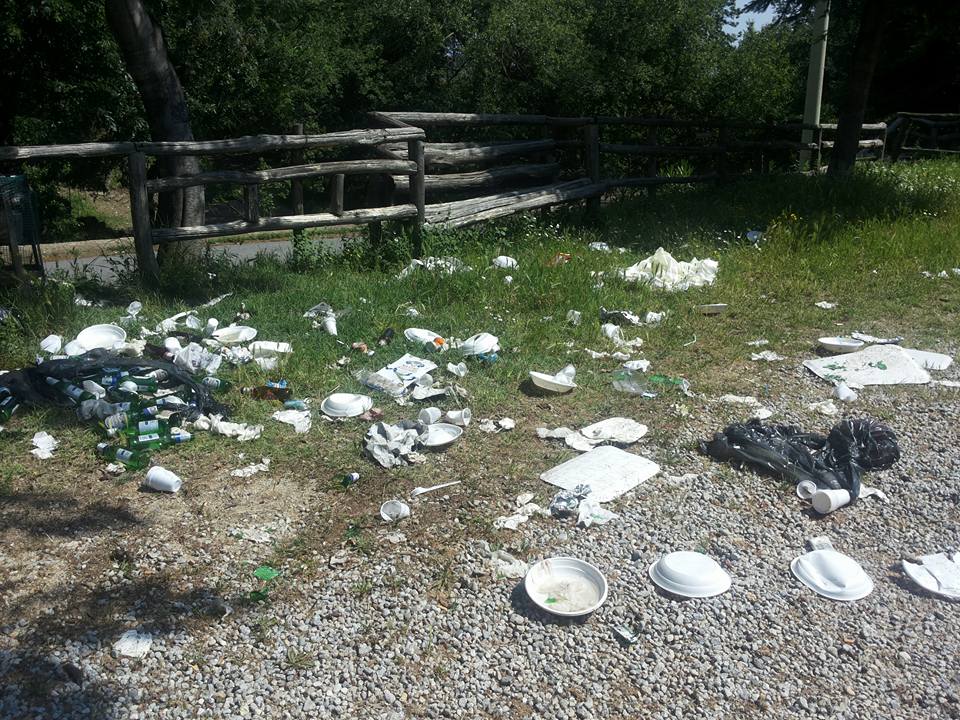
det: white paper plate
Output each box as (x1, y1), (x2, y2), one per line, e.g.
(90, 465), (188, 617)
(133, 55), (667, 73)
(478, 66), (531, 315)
(75, 324), (126, 350)
(791, 549), (873, 601)
(459, 332), (499, 356)
(818, 336), (865, 354)
(421, 422), (463, 449)
(648, 551), (731, 598)
(321, 392), (373, 418)
(530, 371), (576, 393)
(525, 557), (608, 617)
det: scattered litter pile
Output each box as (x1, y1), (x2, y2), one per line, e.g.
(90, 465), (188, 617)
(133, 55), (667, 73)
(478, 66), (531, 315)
(701, 418), (901, 506)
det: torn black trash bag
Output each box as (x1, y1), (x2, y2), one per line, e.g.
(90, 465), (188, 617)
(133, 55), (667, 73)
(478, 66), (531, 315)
(700, 419), (900, 500)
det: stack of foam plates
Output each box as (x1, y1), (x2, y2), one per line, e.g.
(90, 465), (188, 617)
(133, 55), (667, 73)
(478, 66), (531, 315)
(75, 324), (126, 350)
(648, 551), (731, 598)
(791, 549), (873, 601)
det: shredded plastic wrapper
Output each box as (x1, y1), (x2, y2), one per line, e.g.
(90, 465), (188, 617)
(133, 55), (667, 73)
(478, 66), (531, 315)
(271, 409), (312, 434)
(701, 418), (900, 500)
(195, 414), (263, 442)
(617, 247), (718, 291)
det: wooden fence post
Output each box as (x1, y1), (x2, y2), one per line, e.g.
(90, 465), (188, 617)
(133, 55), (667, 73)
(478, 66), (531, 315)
(3, 186), (27, 279)
(814, 126), (823, 171)
(243, 184), (260, 223)
(290, 123), (305, 215)
(408, 138), (426, 257)
(329, 174), (345, 216)
(584, 124), (600, 215)
(127, 151), (160, 286)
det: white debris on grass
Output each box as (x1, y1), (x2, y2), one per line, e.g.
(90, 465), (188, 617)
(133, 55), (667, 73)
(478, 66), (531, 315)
(601, 323), (644, 349)
(567, 309), (582, 326)
(491, 255), (518, 269)
(807, 400), (839, 416)
(815, 301), (837, 310)
(272, 409), (312, 434)
(616, 247), (718, 291)
(194, 414), (263, 442)
(577, 498), (618, 527)
(231, 458), (271, 478)
(751, 350), (785, 362)
(746, 339), (769, 347)
(834, 382), (858, 402)
(493, 494), (547, 531)
(30, 431), (58, 460)
(397, 256), (471, 279)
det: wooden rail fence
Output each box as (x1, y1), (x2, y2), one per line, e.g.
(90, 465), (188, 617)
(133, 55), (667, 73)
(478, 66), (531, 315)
(0, 113), (888, 283)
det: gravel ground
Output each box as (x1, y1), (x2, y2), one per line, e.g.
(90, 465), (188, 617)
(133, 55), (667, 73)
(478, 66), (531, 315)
(2, 360), (960, 720)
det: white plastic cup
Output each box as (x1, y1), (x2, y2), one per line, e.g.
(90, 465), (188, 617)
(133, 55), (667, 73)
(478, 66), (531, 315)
(416, 373), (434, 388)
(145, 466), (182, 493)
(322, 316), (338, 336)
(204, 318), (219, 336)
(163, 337), (183, 354)
(445, 408), (472, 427)
(796, 480), (818, 500)
(812, 488), (851, 514)
(418, 407), (442, 425)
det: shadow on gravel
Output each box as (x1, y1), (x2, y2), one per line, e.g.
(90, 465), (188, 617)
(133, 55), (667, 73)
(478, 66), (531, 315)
(1, 572), (235, 719)
(0, 491), (141, 537)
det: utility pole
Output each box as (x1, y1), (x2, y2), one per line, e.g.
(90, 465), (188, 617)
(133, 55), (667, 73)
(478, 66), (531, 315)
(800, 0), (830, 169)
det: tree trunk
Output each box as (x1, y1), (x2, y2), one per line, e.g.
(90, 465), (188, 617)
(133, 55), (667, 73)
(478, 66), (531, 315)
(828, 0), (893, 176)
(104, 0), (204, 252)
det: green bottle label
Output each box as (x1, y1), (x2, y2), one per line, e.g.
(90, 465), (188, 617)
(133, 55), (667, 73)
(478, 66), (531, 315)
(138, 433), (161, 443)
(116, 449), (134, 462)
(138, 419), (160, 434)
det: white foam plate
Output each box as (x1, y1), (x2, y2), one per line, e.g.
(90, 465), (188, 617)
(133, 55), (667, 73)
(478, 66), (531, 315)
(321, 392), (372, 418)
(211, 325), (257, 345)
(530, 371), (576, 393)
(525, 557), (608, 617)
(421, 422), (463, 449)
(902, 553), (960, 600)
(648, 551), (731, 598)
(75, 324), (126, 350)
(791, 549), (873, 601)
(818, 336), (865, 354)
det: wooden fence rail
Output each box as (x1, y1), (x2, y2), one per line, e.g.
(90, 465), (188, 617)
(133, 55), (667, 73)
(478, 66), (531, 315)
(1, 112), (889, 282)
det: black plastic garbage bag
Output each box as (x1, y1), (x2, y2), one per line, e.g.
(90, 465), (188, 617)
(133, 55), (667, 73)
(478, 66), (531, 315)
(0, 349), (230, 420)
(700, 418), (900, 500)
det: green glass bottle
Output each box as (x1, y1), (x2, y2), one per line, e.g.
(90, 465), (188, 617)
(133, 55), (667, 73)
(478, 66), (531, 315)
(44, 376), (95, 403)
(96, 442), (150, 470)
(0, 386), (20, 422)
(200, 376), (232, 391)
(128, 429), (192, 451)
(128, 375), (159, 392)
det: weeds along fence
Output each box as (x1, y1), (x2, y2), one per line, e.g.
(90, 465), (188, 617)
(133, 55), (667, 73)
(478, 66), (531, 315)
(0, 113), (886, 283)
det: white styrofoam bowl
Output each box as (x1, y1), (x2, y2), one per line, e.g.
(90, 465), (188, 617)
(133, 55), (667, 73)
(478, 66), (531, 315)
(525, 557), (608, 617)
(818, 336), (865, 354)
(648, 551), (732, 598)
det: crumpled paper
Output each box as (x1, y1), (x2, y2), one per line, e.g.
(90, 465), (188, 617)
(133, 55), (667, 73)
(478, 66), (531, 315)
(195, 414), (263, 442)
(601, 323), (644, 349)
(272, 409), (312, 434)
(549, 484), (592, 517)
(31, 431), (58, 459)
(617, 247), (718, 291)
(478, 417), (515, 433)
(364, 421), (425, 468)
(751, 350), (785, 362)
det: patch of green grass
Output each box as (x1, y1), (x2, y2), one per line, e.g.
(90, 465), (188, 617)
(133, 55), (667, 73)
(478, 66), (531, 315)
(2, 159), (959, 562)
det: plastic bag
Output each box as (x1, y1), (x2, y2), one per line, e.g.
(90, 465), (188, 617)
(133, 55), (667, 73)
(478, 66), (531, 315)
(700, 418), (899, 500)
